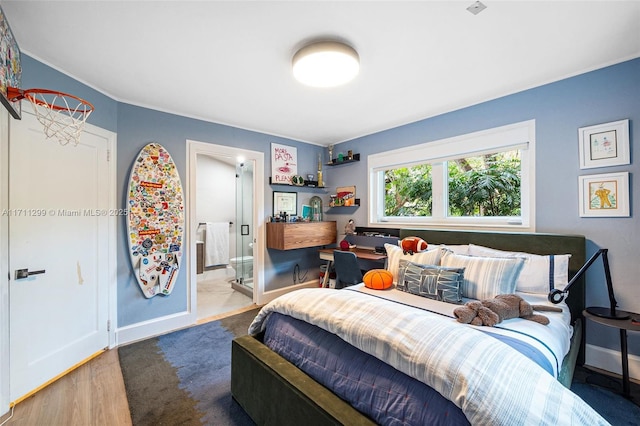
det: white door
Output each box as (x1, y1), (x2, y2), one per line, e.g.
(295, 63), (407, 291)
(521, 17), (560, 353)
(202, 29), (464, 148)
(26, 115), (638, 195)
(9, 111), (111, 402)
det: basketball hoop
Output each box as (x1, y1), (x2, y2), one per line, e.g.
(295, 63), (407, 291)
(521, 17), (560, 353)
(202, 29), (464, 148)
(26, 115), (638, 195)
(7, 87), (94, 146)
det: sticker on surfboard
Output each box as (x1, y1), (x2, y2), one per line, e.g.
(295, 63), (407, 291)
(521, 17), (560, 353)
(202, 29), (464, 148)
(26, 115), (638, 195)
(127, 142), (184, 298)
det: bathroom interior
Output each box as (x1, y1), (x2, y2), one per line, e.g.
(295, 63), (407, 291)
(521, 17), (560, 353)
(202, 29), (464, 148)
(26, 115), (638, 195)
(195, 154), (254, 320)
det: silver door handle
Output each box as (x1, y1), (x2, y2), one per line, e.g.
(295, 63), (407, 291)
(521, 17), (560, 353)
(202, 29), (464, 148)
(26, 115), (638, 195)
(15, 268), (46, 280)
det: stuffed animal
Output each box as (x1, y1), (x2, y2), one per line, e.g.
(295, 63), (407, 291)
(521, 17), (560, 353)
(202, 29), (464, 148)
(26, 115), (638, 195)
(453, 294), (563, 326)
(400, 236), (428, 255)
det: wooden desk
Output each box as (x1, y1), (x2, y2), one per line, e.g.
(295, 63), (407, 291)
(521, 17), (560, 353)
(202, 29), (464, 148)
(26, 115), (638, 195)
(318, 248), (387, 288)
(583, 309), (640, 399)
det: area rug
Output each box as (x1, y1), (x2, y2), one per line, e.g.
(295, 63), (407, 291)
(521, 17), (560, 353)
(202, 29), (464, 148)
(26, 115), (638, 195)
(118, 308), (259, 425)
(120, 307), (639, 426)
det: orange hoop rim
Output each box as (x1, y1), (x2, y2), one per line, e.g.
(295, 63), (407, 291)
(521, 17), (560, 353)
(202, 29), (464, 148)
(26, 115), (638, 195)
(6, 87), (95, 112)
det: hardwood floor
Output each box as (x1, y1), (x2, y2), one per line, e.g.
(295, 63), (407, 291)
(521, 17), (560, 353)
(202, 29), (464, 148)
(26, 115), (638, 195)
(2, 350), (132, 426)
(1, 305), (259, 426)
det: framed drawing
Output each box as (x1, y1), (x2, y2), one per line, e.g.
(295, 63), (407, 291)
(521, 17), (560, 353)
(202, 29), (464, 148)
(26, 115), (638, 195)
(578, 119), (629, 169)
(273, 191), (297, 216)
(0, 6), (21, 119)
(271, 143), (297, 185)
(579, 172), (629, 217)
(336, 185), (356, 206)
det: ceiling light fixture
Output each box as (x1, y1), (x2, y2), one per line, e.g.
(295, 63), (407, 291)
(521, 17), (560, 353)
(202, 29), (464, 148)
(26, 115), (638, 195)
(292, 41), (360, 88)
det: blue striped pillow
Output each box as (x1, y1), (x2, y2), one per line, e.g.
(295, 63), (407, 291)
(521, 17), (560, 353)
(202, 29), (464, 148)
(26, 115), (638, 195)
(441, 252), (524, 300)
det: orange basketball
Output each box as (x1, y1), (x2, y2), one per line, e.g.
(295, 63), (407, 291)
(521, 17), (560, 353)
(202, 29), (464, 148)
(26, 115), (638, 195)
(363, 269), (394, 290)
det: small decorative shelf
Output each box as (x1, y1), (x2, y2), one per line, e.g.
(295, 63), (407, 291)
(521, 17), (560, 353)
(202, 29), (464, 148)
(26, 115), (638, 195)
(328, 198), (360, 208)
(269, 177), (325, 189)
(326, 153), (360, 166)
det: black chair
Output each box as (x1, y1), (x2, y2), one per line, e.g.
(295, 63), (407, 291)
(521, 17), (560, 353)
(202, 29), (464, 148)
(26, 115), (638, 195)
(333, 250), (363, 289)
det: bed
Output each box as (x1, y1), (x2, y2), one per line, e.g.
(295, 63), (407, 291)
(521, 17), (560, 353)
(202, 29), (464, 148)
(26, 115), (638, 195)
(231, 229), (607, 425)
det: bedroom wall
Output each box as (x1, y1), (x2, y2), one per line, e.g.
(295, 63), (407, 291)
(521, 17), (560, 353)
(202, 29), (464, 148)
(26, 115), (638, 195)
(20, 54), (326, 329)
(20, 52), (639, 374)
(326, 57), (640, 367)
(115, 104), (324, 326)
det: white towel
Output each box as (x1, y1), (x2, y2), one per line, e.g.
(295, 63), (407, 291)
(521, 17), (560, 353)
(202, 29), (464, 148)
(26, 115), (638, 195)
(204, 222), (229, 267)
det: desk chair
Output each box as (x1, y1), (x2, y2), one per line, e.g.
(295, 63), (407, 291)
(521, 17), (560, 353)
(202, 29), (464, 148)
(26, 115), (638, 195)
(333, 250), (363, 289)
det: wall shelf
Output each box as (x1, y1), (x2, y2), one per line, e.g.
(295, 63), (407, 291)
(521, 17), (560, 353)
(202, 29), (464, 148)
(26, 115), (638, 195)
(326, 153), (360, 166)
(328, 198), (360, 208)
(269, 177), (325, 189)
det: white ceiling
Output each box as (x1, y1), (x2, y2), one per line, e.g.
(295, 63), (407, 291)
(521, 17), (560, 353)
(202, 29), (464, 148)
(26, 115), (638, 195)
(2, 1), (639, 146)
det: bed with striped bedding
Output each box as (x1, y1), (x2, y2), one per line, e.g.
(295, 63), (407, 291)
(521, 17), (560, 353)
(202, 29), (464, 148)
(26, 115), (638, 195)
(231, 229), (594, 425)
(248, 288), (607, 425)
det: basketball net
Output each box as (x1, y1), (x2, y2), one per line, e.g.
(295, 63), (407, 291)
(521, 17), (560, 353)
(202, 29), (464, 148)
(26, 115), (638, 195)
(7, 87), (94, 146)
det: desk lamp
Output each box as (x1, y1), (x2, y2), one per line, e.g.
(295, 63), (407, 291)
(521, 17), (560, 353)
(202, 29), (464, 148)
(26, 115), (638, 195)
(548, 248), (629, 320)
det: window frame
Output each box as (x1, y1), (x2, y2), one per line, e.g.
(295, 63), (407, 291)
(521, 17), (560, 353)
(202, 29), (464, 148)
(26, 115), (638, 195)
(368, 120), (536, 231)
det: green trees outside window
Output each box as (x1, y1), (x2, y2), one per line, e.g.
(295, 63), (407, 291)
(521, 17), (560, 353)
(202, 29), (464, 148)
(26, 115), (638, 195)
(384, 150), (521, 218)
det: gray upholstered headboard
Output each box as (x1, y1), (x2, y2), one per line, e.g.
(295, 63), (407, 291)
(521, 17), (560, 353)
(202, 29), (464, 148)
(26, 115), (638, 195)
(398, 229), (586, 324)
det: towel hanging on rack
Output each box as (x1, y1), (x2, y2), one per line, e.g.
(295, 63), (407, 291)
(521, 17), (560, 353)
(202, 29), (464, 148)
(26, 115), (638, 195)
(204, 222), (229, 267)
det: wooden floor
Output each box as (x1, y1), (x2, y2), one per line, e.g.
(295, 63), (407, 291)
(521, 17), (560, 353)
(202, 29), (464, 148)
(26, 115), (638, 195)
(2, 349), (132, 426)
(1, 305), (259, 426)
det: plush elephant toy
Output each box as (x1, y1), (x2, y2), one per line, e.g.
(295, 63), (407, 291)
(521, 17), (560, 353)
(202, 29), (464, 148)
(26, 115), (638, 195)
(453, 294), (563, 326)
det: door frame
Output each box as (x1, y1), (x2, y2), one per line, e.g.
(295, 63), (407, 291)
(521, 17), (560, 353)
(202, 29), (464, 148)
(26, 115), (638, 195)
(186, 140), (265, 312)
(0, 115), (117, 415)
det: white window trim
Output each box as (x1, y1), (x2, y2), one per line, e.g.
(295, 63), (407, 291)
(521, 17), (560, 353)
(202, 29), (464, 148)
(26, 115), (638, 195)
(368, 119), (536, 232)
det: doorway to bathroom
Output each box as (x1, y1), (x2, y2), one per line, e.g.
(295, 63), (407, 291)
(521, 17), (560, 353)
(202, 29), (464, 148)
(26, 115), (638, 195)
(186, 140), (265, 322)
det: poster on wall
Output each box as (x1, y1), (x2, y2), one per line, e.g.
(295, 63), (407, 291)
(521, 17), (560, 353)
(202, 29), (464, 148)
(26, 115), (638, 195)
(0, 6), (21, 119)
(271, 143), (297, 184)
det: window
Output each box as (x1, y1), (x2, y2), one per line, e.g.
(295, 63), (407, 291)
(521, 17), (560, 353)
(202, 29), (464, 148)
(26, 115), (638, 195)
(369, 120), (535, 231)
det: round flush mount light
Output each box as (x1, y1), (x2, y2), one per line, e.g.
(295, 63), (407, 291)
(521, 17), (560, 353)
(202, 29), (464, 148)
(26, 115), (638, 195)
(292, 41), (360, 88)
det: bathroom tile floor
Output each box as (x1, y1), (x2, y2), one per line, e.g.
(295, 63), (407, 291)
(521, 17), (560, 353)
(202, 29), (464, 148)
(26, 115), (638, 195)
(197, 267), (254, 321)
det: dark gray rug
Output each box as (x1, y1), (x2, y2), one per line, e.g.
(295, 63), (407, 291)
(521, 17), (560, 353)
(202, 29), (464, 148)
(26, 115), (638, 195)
(119, 308), (639, 425)
(118, 309), (259, 425)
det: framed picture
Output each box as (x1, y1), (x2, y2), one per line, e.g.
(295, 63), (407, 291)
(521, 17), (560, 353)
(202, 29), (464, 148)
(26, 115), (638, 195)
(0, 6), (21, 119)
(273, 191), (297, 216)
(301, 204), (312, 220)
(579, 172), (629, 217)
(271, 143), (297, 185)
(336, 185), (356, 206)
(578, 119), (629, 169)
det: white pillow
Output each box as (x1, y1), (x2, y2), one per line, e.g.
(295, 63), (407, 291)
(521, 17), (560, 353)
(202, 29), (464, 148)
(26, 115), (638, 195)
(441, 251), (524, 300)
(439, 244), (470, 255)
(384, 243), (443, 284)
(468, 244), (571, 294)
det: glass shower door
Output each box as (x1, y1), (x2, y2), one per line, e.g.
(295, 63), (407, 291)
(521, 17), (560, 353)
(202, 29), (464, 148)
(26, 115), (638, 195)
(232, 161), (253, 297)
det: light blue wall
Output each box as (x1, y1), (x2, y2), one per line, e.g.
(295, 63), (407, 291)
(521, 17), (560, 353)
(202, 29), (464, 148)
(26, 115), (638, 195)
(327, 57), (640, 356)
(21, 54), (326, 327)
(22, 52), (639, 356)
(115, 104), (324, 325)
(21, 55), (117, 132)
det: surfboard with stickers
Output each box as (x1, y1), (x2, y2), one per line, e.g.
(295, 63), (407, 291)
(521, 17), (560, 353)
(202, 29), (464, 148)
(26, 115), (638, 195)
(127, 142), (184, 298)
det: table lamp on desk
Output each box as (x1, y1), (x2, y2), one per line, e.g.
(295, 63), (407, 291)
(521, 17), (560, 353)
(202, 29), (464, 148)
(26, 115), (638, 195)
(548, 248), (629, 320)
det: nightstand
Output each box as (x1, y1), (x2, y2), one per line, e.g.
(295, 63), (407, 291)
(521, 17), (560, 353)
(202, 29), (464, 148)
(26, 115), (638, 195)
(583, 309), (640, 399)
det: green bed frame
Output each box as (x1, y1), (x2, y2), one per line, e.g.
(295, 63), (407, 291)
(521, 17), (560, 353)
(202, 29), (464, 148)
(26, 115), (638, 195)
(231, 229), (586, 425)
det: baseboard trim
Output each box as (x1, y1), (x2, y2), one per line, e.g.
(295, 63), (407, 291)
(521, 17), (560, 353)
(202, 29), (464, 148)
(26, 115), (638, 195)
(585, 343), (640, 381)
(115, 310), (195, 347)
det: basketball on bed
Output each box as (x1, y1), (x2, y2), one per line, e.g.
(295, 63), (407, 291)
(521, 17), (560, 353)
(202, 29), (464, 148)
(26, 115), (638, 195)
(400, 236), (428, 254)
(363, 269), (393, 290)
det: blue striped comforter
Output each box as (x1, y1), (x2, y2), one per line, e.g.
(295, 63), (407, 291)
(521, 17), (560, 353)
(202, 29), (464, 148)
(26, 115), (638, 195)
(249, 288), (609, 425)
